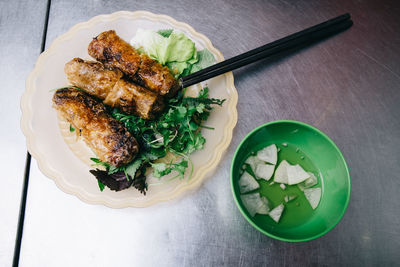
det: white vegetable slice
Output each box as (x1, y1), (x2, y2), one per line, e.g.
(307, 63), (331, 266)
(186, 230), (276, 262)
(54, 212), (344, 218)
(269, 181), (275, 186)
(257, 196), (270, 215)
(245, 156), (262, 172)
(298, 184), (305, 191)
(304, 188), (321, 209)
(274, 160), (290, 184)
(287, 164), (310, 185)
(238, 171), (259, 194)
(269, 203), (285, 223)
(304, 172), (318, 187)
(256, 144), (277, 165)
(284, 194), (297, 203)
(255, 163), (275, 181)
(280, 184), (286, 190)
(298, 172), (318, 191)
(240, 193), (265, 217)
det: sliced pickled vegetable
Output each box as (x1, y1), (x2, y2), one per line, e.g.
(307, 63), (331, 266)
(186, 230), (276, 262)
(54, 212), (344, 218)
(287, 164), (310, 185)
(255, 163), (275, 181)
(238, 171), (259, 194)
(304, 172), (318, 187)
(240, 193), (269, 217)
(256, 144), (277, 165)
(269, 203), (285, 223)
(304, 188), (321, 209)
(257, 196), (270, 215)
(274, 160), (289, 184)
(245, 156), (262, 172)
(298, 172), (318, 191)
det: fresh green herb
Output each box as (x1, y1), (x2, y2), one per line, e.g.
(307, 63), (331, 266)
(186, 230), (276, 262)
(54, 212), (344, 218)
(97, 180), (105, 191)
(69, 124), (75, 132)
(90, 169), (135, 192)
(90, 157), (108, 167)
(90, 158), (120, 174)
(157, 29), (173, 38)
(125, 158), (143, 178)
(151, 159), (188, 180)
(104, 86), (224, 193)
(90, 157), (148, 193)
(89, 87), (224, 194)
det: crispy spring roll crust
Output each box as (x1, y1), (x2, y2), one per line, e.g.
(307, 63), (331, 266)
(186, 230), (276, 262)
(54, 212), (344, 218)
(88, 30), (141, 78)
(64, 58), (164, 119)
(133, 54), (179, 97)
(64, 58), (123, 99)
(104, 79), (164, 119)
(88, 30), (179, 97)
(53, 88), (139, 167)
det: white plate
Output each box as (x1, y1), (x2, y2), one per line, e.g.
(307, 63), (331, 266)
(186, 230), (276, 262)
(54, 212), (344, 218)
(21, 11), (238, 208)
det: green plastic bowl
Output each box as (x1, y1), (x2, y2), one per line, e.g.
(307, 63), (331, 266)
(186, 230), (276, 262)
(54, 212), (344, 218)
(231, 120), (350, 242)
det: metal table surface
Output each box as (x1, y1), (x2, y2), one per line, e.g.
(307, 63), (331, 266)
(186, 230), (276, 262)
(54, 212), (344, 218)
(1, 0), (399, 266)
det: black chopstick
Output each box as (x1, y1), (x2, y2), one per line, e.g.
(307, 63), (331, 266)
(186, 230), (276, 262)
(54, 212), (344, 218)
(180, 13), (352, 88)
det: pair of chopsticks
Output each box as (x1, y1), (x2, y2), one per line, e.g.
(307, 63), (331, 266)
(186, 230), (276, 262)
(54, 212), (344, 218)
(180, 13), (353, 88)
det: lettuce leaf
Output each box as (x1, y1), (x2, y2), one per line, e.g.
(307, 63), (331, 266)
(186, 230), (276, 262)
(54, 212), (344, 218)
(157, 29), (173, 38)
(130, 28), (214, 78)
(191, 49), (215, 74)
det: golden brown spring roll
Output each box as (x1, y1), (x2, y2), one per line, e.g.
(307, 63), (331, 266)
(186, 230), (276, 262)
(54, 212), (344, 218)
(104, 79), (164, 119)
(64, 58), (164, 119)
(53, 87), (139, 167)
(64, 58), (123, 99)
(88, 30), (179, 97)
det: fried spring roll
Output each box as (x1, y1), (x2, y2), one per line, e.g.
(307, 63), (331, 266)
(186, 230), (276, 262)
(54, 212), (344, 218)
(64, 58), (164, 119)
(64, 58), (123, 99)
(88, 30), (179, 97)
(104, 79), (164, 119)
(53, 87), (139, 167)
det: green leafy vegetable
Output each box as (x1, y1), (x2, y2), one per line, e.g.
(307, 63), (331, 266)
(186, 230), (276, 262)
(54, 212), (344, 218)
(90, 158), (148, 193)
(190, 49), (216, 74)
(90, 169), (134, 192)
(89, 87), (223, 194)
(157, 29), (173, 38)
(97, 180), (105, 191)
(110, 87), (224, 187)
(69, 124), (75, 132)
(151, 159), (188, 180)
(131, 28), (196, 65)
(130, 28), (215, 78)
(124, 158), (143, 178)
(90, 158), (120, 174)
(160, 32), (196, 63)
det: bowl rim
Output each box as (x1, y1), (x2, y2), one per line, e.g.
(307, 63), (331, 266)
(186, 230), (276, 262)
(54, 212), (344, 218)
(230, 120), (351, 242)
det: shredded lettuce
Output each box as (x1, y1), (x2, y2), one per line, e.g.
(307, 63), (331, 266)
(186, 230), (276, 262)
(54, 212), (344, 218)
(130, 28), (215, 78)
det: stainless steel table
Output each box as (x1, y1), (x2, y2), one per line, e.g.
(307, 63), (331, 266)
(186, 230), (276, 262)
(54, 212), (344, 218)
(2, 0), (399, 266)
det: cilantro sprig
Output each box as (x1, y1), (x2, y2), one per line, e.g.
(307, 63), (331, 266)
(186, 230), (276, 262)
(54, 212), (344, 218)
(113, 87), (224, 165)
(90, 87), (224, 194)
